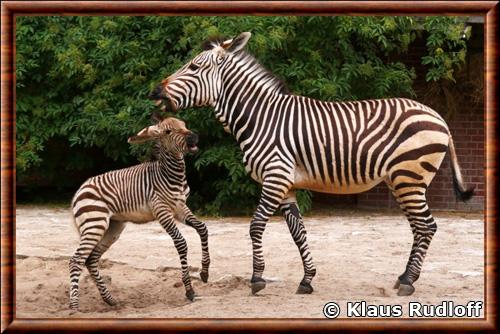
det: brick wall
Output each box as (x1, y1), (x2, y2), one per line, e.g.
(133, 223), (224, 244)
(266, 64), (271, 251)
(316, 23), (485, 212)
(356, 110), (485, 211)
(356, 24), (485, 212)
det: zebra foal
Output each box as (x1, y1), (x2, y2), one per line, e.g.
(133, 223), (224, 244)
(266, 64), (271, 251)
(69, 114), (209, 310)
(149, 32), (475, 297)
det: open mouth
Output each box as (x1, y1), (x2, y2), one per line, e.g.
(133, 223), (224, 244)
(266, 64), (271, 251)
(187, 144), (199, 153)
(148, 85), (177, 112)
(186, 133), (199, 153)
(155, 98), (172, 112)
(187, 143), (198, 153)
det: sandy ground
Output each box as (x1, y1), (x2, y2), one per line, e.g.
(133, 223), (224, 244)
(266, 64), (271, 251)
(15, 205), (484, 318)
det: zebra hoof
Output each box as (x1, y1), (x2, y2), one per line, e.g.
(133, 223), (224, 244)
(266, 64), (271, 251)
(296, 282), (314, 294)
(251, 277), (266, 295)
(200, 271), (209, 283)
(104, 297), (118, 306)
(397, 283), (415, 296)
(69, 303), (79, 311)
(393, 279), (401, 289)
(186, 289), (196, 301)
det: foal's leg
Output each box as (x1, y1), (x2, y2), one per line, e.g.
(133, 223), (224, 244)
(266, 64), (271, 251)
(85, 219), (125, 306)
(69, 213), (110, 310)
(153, 199), (195, 301)
(177, 205), (210, 283)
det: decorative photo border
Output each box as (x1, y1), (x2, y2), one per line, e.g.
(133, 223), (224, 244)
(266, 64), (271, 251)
(1, 1), (497, 332)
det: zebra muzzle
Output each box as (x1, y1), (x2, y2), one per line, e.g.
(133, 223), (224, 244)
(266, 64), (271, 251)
(186, 133), (199, 153)
(148, 85), (164, 100)
(148, 85), (176, 112)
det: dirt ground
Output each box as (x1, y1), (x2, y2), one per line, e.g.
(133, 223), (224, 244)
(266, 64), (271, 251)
(15, 205), (484, 318)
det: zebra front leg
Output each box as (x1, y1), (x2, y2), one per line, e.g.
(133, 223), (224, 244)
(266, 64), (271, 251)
(168, 227), (195, 301)
(392, 189), (437, 296)
(280, 198), (316, 294)
(179, 208), (210, 283)
(85, 219), (125, 306)
(250, 179), (291, 295)
(154, 203), (195, 301)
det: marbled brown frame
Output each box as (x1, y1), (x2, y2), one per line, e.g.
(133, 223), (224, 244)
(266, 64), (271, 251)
(1, 1), (498, 332)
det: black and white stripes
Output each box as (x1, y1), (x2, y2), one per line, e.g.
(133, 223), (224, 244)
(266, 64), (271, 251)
(69, 116), (209, 310)
(150, 32), (474, 297)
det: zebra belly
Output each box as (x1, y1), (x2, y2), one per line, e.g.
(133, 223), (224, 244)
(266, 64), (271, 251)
(112, 205), (155, 224)
(293, 166), (386, 194)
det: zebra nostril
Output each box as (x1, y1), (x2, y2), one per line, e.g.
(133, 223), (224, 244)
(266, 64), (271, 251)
(186, 133), (198, 146)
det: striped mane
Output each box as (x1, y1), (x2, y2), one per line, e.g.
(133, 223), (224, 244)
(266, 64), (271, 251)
(201, 36), (290, 95)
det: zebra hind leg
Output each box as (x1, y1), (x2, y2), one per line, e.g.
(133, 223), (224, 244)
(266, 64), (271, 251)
(280, 201), (316, 294)
(85, 219), (125, 306)
(393, 219), (417, 291)
(69, 216), (109, 310)
(391, 188), (437, 296)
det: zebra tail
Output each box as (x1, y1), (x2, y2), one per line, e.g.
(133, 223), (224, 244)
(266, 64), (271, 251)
(448, 134), (475, 202)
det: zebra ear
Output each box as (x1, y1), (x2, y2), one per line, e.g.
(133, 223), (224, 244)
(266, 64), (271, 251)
(224, 32), (251, 53)
(128, 125), (160, 144)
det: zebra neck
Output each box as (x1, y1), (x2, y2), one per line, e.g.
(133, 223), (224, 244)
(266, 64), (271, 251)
(157, 149), (186, 179)
(216, 61), (285, 143)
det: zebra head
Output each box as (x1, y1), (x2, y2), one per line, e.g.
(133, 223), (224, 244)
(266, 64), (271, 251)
(149, 32), (252, 111)
(128, 112), (199, 155)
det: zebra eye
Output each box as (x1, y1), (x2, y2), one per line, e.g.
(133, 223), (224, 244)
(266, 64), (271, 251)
(165, 129), (172, 135)
(188, 63), (200, 71)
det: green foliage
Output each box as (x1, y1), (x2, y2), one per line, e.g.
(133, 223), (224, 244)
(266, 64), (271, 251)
(16, 16), (469, 215)
(421, 17), (470, 82)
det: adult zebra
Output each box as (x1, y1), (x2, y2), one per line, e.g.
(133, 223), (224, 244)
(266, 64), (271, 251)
(149, 32), (474, 296)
